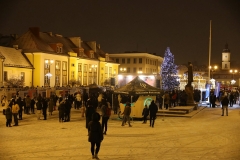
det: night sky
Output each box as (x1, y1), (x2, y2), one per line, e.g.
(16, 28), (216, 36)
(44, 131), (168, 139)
(1, 0), (240, 66)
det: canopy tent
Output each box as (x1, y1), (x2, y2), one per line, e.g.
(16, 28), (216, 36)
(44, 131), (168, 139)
(86, 82), (102, 94)
(114, 76), (162, 95)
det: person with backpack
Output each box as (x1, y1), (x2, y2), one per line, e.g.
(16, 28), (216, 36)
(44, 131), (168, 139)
(101, 99), (111, 135)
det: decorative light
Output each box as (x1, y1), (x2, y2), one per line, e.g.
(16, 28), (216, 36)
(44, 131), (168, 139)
(45, 73), (52, 78)
(210, 78), (215, 84)
(231, 79), (236, 84)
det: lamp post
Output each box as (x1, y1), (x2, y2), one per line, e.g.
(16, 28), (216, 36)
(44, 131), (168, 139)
(209, 65), (218, 89)
(230, 69), (237, 85)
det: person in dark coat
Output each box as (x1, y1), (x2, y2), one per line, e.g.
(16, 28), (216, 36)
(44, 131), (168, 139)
(48, 97), (54, 115)
(88, 112), (103, 159)
(5, 105), (12, 127)
(86, 100), (96, 129)
(100, 99), (109, 135)
(148, 100), (158, 128)
(42, 98), (48, 120)
(221, 93), (229, 116)
(209, 92), (216, 108)
(142, 105), (149, 124)
(58, 99), (65, 122)
(229, 92), (234, 107)
(30, 98), (35, 114)
(64, 97), (71, 122)
(17, 97), (23, 120)
(36, 99), (42, 120)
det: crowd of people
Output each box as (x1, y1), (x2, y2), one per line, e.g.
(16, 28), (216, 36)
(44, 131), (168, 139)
(2, 88), (239, 159)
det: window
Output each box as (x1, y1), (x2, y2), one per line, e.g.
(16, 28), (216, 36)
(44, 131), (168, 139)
(139, 58), (142, 63)
(78, 63), (82, 84)
(57, 46), (62, 53)
(20, 72), (25, 82)
(71, 71), (75, 79)
(62, 61), (67, 71)
(127, 58), (130, 64)
(55, 61), (61, 86)
(133, 58), (136, 64)
(78, 63), (82, 72)
(122, 58), (125, 64)
(62, 61), (67, 86)
(127, 67), (130, 73)
(133, 68), (136, 73)
(3, 71), (7, 81)
(109, 67), (112, 77)
(116, 58), (119, 63)
(225, 64), (227, 68)
(56, 61), (60, 70)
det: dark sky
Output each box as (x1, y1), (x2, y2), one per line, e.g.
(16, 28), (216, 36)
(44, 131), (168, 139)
(1, 0), (240, 66)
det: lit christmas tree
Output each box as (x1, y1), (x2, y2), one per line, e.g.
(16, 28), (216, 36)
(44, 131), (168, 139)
(160, 47), (179, 91)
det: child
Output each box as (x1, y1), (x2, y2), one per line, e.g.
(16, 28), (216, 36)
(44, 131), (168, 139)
(5, 105), (12, 127)
(142, 105), (149, 124)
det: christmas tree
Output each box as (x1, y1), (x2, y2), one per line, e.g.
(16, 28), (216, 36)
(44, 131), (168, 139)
(160, 47), (179, 91)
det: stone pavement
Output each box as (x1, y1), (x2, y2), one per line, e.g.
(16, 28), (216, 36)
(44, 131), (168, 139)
(0, 105), (240, 160)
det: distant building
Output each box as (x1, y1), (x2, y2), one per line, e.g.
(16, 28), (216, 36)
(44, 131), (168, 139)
(109, 52), (163, 88)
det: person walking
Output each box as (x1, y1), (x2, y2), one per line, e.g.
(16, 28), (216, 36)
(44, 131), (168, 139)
(48, 97), (54, 116)
(163, 92), (170, 109)
(11, 99), (20, 126)
(5, 105), (12, 127)
(229, 92), (234, 107)
(149, 100), (158, 128)
(121, 102), (132, 127)
(142, 105), (149, 124)
(221, 93), (229, 116)
(88, 112), (103, 159)
(36, 99), (42, 120)
(30, 97), (35, 114)
(25, 95), (31, 114)
(42, 97), (48, 120)
(58, 98), (65, 122)
(101, 99), (110, 135)
(86, 100), (96, 129)
(17, 97), (23, 120)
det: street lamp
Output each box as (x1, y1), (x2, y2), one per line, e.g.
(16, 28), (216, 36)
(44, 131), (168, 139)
(209, 65), (218, 89)
(230, 69), (238, 85)
(209, 65), (218, 78)
(120, 67), (126, 72)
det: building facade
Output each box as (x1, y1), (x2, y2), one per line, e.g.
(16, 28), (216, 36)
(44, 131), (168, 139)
(109, 52), (163, 88)
(9, 27), (119, 87)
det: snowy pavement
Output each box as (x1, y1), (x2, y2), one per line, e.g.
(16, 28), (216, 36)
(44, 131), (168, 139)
(0, 105), (240, 160)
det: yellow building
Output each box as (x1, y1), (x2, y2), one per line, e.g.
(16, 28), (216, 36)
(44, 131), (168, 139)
(0, 46), (33, 87)
(109, 52), (163, 88)
(11, 27), (119, 87)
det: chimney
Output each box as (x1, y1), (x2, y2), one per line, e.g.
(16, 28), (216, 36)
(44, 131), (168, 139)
(97, 44), (100, 49)
(69, 37), (81, 48)
(29, 27), (40, 38)
(55, 34), (63, 37)
(13, 45), (18, 50)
